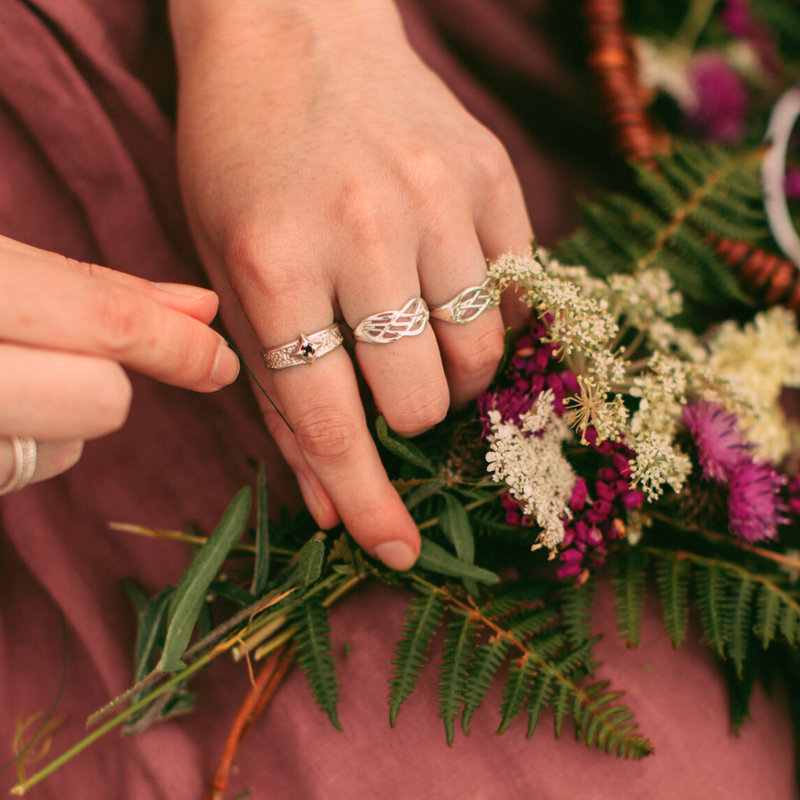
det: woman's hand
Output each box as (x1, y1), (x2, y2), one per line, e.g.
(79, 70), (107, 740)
(0, 235), (240, 490)
(170, 0), (533, 569)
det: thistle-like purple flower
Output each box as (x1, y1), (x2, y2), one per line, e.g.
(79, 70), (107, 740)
(685, 54), (748, 143)
(727, 460), (788, 542)
(683, 400), (750, 483)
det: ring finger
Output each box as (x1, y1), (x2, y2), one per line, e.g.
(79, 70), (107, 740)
(0, 437), (84, 488)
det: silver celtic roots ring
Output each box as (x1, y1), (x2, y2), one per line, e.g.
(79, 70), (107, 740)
(0, 436), (37, 496)
(353, 297), (430, 344)
(429, 277), (501, 324)
(261, 324), (344, 370)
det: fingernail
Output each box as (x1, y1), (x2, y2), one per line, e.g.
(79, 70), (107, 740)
(372, 541), (417, 571)
(211, 340), (240, 386)
(153, 282), (215, 300)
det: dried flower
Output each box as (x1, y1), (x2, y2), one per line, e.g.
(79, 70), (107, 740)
(727, 459), (787, 542)
(683, 400), (750, 483)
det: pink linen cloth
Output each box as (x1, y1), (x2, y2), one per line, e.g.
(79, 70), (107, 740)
(0, 1), (795, 798)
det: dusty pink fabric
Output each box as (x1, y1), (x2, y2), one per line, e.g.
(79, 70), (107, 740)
(0, 1), (796, 798)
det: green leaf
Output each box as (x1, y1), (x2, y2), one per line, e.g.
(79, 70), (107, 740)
(780, 601), (799, 646)
(437, 615), (478, 746)
(552, 682), (572, 740)
(610, 548), (648, 648)
(157, 486), (252, 672)
(560, 579), (596, 648)
(461, 638), (510, 735)
(497, 656), (536, 734)
(655, 556), (690, 649)
(416, 538), (499, 585)
(439, 494), (475, 565)
(389, 590), (445, 726)
(696, 563), (729, 658)
(526, 674), (554, 739)
(299, 538), (326, 589)
(250, 462), (270, 596)
(122, 578), (150, 615)
(754, 583), (781, 649)
(375, 416), (435, 473)
(208, 581), (256, 606)
(288, 594), (341, 730)
(132, 586), (173, 683)
(728, 574), (755, 679)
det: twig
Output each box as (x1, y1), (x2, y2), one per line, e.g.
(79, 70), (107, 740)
(202, 646), (292, 800)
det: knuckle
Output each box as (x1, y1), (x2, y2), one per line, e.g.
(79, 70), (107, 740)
(224, 223), (301, 297)
(457, 327), (506, 378)
(293, 406), (359, 463)
(406, 149), (452, 192)
(470, 136), (514, 190)
(93, 286), (144, 355)
(386, 383), (449, 436)
(334, 183), (387, 249)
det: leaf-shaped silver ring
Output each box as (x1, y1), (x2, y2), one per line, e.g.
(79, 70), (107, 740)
(353, 297), (430, 344)
(429, 277), (501, 324)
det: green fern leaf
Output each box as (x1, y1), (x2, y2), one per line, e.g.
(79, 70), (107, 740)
(497, 655), (536, 734)
(582, 202), (647, 264)
(287, 595), (341, 730)
(507, 606), (560, 637)
(560, 579), (596, 647)
(552, 682), (572, 739)
(632, 162), (683, 215)
(531, 630), (570, 660)
(780, 601), (800, 647)
(389, 590), (445, 726)
(655, 556), (690, 648)
(437, 614), (478, 746)
(754, 583), (782, 649)
(461, 637), (510, 735)
(688, 203), (769, 241)
(696, 564), (729, 657)
(651, 249), (719, 303)
(611, 548), (648, 648)
(526, 674), (555, 739)
(728, 574), (755, 679)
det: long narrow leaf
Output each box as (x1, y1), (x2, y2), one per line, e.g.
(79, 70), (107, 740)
(250, 462), (270, 596)
(416, 538), (498, 585)
(158, 487), (252, 671)
(375, 416), (435, 473)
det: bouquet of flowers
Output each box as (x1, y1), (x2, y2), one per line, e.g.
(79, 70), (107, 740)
(11, 0), (800, 795)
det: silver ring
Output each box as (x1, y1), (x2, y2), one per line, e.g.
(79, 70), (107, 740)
(0, 436), (37, 496)
(261, 324), (344, 370)
(352, 297), (430, 344)
(429, 277), (501, 324)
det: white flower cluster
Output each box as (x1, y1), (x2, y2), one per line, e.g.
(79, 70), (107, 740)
(484, 392), (576, 552)
(707, 307), (800, 462)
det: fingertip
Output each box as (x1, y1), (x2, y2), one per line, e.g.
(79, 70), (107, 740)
(210, 340), (241, 388)
(372, 540), (419, 571)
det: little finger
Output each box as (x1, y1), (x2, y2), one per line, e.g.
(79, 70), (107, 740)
(0, 438), (84, 490)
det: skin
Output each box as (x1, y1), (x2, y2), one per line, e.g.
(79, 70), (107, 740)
(169, 0), (534, 569)
(0, 235), (239, 486)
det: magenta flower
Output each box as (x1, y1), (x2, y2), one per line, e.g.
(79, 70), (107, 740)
(728, 460), (788, 542)
(719, 0), (779, 74)
(683, 400), (749, 483)
(477, 387), (534, 437)
(685, 55), (748, 143)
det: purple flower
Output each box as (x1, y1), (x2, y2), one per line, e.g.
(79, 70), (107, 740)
(683, 400), (750, 483)
(477, 388), (534, 437)
(786, 164), (800, 200)
(685, 55), (748, 143)
(728, 460), (788, 542)
(719, 0), (780, 74)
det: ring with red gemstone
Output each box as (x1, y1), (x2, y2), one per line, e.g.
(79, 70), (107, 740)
(261, 324), (344, 370)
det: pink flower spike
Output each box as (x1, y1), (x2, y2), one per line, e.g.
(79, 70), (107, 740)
(683, 400), (750, 483)
(728, 460), (788, 543)
(570, 477), (588, 511)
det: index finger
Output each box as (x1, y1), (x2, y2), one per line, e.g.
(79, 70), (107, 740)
(0, 250), (239, 392)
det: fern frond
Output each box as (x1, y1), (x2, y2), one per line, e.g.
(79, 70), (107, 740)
(497, 656), (537, 734)
(288, 595), (341, 730)
(754, 583), (782, 649)
(695, 563), (729, 657)
(611, 548), (648, 648)
(780, 601), (800, 647)
(388, 590), (445, 726)
(526, 674), (555, 739)
(728, 574), (756, 679)
(507, 606), (560, 637)
(560, 579), (596, 647)
(437, 614), (478, 746)
(461, 637), (510, 735)
(552, 682), (572, 740)
(654, 556), (690, 648)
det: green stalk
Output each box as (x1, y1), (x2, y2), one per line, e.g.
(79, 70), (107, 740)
(11, 653), (212, 795)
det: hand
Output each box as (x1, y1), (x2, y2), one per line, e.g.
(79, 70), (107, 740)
(170, 0), (533, 569)
(0, 234), (240, 490)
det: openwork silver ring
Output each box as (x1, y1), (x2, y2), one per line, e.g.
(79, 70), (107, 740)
(429, 277), (501, 324)
(352, 297), (430, 344)
(261, 324), (344, 370)
(0, 436), (37, 496)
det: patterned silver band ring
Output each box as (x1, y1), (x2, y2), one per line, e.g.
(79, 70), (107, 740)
(352, 297), (430, 344)
(429, 277), (501, 324)
(261, 324), (344, 369)
(0, 436), (37, 496)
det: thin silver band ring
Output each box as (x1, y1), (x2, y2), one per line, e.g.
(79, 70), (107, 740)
(0, 436), (37, 496)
